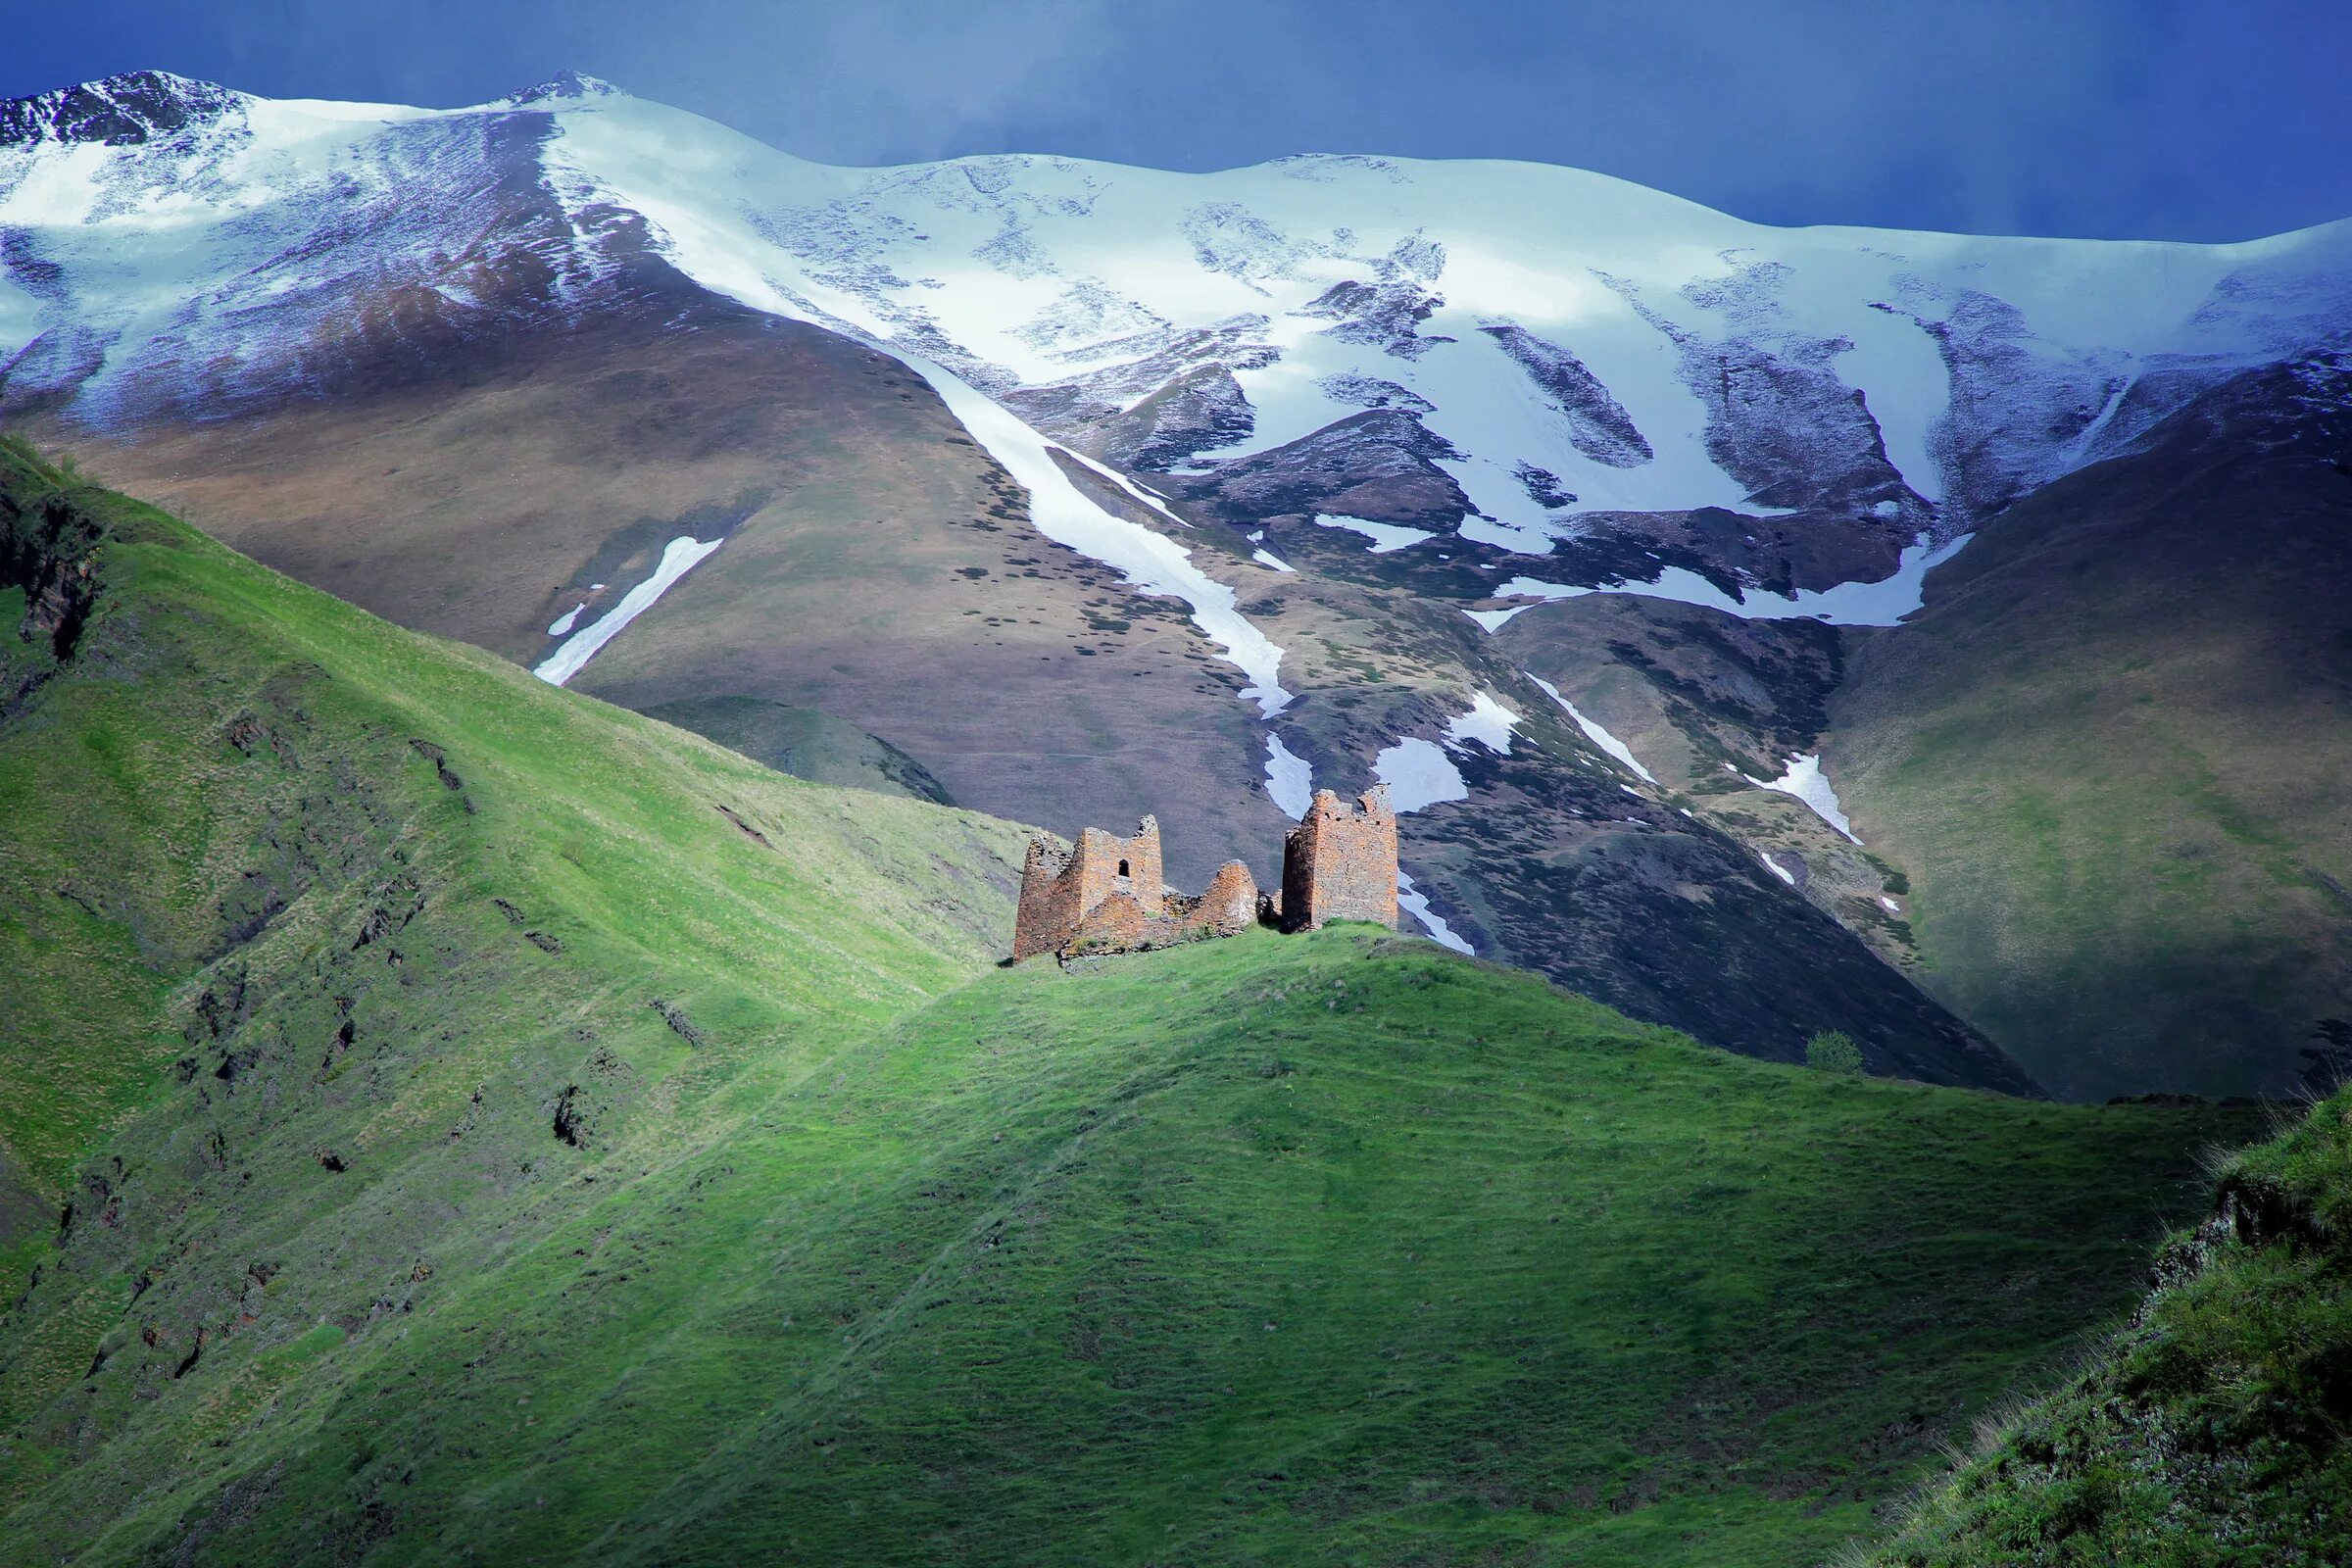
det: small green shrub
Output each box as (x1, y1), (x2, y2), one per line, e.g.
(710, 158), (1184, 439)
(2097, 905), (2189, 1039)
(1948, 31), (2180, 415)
(1806, 1030), (1866, 1074)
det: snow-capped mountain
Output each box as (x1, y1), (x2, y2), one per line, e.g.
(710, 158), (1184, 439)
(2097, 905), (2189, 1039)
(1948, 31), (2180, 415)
(10, 72), (2346, 551)
(5, 71), (2345, 1096)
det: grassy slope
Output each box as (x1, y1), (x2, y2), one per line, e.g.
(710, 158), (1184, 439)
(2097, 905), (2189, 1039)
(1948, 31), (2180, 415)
(1868, 1088), (2352, 1566)
(1828, 377), (2352, 1100)
(0, 437), (1023, 1461)
(0, 450), (2260, 1566)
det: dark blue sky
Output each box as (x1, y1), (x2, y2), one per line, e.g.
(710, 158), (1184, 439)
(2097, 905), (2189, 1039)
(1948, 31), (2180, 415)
(6, 1), (2347, 242)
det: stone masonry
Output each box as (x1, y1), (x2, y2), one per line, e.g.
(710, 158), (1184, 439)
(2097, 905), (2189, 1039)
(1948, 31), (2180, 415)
(1279, 784), (1399, 932)
(1012, 815), (1165, 961)
(1012, 788), (1398, 961)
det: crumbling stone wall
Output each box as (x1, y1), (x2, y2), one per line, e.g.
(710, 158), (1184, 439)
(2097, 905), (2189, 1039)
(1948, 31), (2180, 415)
(1061, 859), (1262, 956)
(1280, 785), (1399, 932)
(1068, 891), (1152, 954)
(1189, 859), (1259, 938)
(1012, 816), (1165, 960)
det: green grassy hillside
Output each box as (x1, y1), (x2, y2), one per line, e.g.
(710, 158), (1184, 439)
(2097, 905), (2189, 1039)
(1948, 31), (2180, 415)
(0, 431), (1025, 1316)
(0, 446), (2261, 1565)
(1829, 368), (2352, 1100)
(1869, 1087), (2352, 1565)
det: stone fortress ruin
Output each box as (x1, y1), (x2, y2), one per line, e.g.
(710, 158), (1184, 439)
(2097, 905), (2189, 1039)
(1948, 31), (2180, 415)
(1012, 786), (1399, 961)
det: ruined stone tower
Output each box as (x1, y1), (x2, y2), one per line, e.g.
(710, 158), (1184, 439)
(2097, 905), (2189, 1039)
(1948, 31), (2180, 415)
(1012, 814), (1263, 961)
(1011, 815), (1164, 961)
(1009, 793), (1398, 960)
(1280, 785), (1399, 932)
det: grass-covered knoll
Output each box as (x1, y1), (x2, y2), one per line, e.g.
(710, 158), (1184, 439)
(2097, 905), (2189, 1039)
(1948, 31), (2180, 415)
(0, 449), (2260, 1565)
(1868, 1088), (2352, 1565)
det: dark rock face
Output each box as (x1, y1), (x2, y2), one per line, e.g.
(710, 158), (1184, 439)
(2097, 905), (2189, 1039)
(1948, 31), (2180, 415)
(1169, 409), (1474, 530)
(0, 72), (244, 147)
(1403, 745), (2036, 1095)
(1098, 365), (1256, 471)
(1, 470), (111, 715)
(1480, 323), (1653, 468)
(1298, 276), (1450, 360)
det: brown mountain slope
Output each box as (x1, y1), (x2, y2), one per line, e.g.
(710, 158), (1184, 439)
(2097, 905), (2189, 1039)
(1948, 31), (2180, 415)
(51, 292), (1292, 890)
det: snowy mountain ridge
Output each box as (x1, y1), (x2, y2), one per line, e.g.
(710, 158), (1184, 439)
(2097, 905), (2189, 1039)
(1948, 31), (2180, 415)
(6, 73), (2346, 543)
(6, 70), (2346, 838)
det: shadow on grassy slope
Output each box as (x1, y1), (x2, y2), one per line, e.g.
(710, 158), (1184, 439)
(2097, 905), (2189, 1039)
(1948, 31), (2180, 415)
(1866, 1089), (2352, 1565)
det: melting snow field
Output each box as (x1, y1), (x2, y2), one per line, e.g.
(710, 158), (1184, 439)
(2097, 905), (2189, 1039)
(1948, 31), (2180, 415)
(1463, 606), (1533, 632)
(1374, 737), (1468, 812)
(1742, 753), (1861, 842)
(1445, 691), (1521, 754)
(1314, 514), (1438, 554)
(534, 536), (724, 687)
(546, 602), (586, 637)
(1396, 870), (1474, 955)
(1251, 548), (1296, 572)
(1263, 734), (1313, 818)
(1492, 532), (1973, 628)
(1760, 852), (1798, 886)
(906, 361), (1296, 718)
(1529, 675), (1656, 783)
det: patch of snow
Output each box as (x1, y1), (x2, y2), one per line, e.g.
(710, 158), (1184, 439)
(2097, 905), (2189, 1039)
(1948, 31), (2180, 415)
(534, 535), (724, 687)
(1760, 852), (1798, 886)
(911, 357), (1295, 716)
(1741, 753), (1861, 843)
(1833, 310), (1952, 504)
(1396, 870), (1474, 955)
(1263, 734), (1313, 819)
(1313, 513), (1437, 553)
(546, 602), (586, 637)
(1528, 674), (1656, 783)
(1251, 548), (1296, 571)
(1463, 605), (1532, 632)
(1374, 737), (1468, 812)
(1879, 895), (1902, 912)
(1062, 442), (1198, 527)
(1492, 531), (1971, 627)
(1621, 785), (1643, 798)
(1445, 691), (1520, 754)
